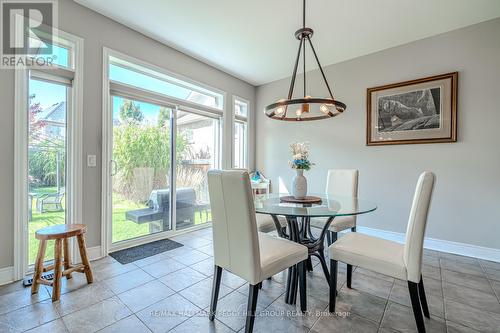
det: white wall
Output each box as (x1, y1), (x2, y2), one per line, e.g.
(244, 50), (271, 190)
(256, 18), (500, 252)
(0, 0), (255, 270)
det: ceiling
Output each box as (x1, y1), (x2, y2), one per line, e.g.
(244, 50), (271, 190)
(75, 0), (500, 86)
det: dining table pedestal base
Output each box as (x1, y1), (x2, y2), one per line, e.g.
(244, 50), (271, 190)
(276, 215), (335, 305)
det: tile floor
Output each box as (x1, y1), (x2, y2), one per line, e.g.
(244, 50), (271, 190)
(1, 227), (500, 332)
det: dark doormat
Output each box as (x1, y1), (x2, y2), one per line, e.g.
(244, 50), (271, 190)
(110, 239), (183, 264)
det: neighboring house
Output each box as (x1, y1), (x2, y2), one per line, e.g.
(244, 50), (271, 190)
(36, 101), (66, 139)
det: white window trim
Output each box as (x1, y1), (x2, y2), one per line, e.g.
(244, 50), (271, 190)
(106, 48), (226, 112)
(13, 29), (83, 280)
(101, 47), (226, 255)
(231, 95), (250, 169)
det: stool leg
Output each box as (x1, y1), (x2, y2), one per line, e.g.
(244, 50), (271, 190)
(31, 240), (47, 295)
(77, 234), (93, 284)
(63, 238), (72, 280)
(52, 239), (63, 302)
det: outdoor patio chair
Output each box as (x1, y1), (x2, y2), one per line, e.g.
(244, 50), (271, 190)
(37, 191), (65, 213)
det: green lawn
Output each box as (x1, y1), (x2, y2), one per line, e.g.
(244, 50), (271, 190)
(29, 187), (211, 263)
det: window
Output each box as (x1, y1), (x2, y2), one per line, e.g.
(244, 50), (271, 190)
(28, 77), (69, 264)
(233, 97), (249, 169)
(104, 49), (222, 249)
(176, 111), (220, 230)
(108, 56), (224, 110)
(15, 30), (83, 277)
(110, 97), (174, 242)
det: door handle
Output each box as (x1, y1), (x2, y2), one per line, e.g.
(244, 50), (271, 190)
(110, 160), (117, 176)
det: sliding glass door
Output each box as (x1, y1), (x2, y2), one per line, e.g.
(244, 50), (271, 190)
(27, 78), (69, 265)
(110, 97), (220, 246)
(111, 96), (173, 243)
(175, 110), (219, 230)
(105, 49), (227, 250)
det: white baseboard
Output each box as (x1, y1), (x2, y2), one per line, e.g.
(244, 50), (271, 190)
(87, 246), (104, 261)
(0, 266), (14, 286)
(356, 226), (500, 263)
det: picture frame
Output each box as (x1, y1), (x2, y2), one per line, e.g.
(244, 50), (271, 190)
(366, 72), (458, 146)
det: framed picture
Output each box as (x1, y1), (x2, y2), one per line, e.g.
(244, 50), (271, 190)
(366, 72), (457, 146)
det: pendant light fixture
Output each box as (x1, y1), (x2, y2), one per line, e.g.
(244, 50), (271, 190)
(265, 0), (346, 121)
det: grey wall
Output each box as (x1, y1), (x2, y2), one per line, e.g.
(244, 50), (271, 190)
(256, 18), (500, 250)
(0, 0), (255, 269)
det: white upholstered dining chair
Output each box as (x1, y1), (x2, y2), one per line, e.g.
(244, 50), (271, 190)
(230, 168), (287, 234)
(256, 214), (286, 233)
(311, 169), (359, 239)
(329, 172), (435, 333)
(207, 170), (308, 333)
(310, 169), (359, 278)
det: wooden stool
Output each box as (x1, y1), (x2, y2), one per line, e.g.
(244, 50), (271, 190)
(31, 224), (93, 302)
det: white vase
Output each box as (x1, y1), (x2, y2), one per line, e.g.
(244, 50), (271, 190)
(292, 169), (307, 199)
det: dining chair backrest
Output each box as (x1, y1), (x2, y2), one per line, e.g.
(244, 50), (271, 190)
(207, 169), (261, 283)
(325, 169), (359, 198)
(403, 171), (436, 283)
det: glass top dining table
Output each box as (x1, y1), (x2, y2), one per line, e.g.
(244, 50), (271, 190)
(254, 193), (377, 218)
(254, 193), (377, 305)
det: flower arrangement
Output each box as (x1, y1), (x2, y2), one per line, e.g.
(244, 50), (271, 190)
(289, 142), (314, 170)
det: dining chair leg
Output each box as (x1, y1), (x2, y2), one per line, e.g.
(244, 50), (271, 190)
(292, 266), (299, 304)
(289, 265), (298, 304)
(317, 250), (331, 285)
(298, 261), (307, 312)
(329, 259), (338, 312)
(245, 284), (259, 333)
(408, 281), (426, 333)
(346, 264), (353, 288)
(285, 267), (292, 301)
(326, 231), (332, 246)
(209, 265), (223, 321)
(306, 256), (313, 272)
(351, 226), (356, 232)
(418, 276), (430, 318)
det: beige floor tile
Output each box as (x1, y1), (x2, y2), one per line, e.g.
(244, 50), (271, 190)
(443, 281), (500, 314)
(24, 319), (68, 333)
(179, 277), (233, 309)
(55, 282), (114, 316)
(159, 267), (207, 292)
(98, 315), (151, 333)
(311, 312), (379, 333)
(380, 302), (446, 333)
(0, 285), (51, 315)
(0, 300), (60, 333)
(142, 258), (186, 278)
(117, 280), (174, 313)
(445, 299), (500, 333)
(62, 297), (131, 333)
(136, 294), (200, 333)
(103, 268), (154, 294)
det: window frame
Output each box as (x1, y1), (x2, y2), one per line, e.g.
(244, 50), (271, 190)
(102, 47), (225, 253)
(108, 49), (225, 112)
(14, 29), (83, 280)
(232, 95), (250, 169)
